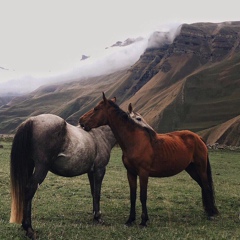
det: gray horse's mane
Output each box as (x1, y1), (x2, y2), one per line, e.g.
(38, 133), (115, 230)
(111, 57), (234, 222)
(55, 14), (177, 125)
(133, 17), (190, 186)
(108, 100), (156, 140)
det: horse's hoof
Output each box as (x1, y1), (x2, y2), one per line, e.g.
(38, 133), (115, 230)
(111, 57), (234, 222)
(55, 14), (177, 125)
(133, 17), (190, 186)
(139, 222), (147, 228)
(93, 218), (104, 225)
(207, 216), (215, 221)
(26, 229), (37, 240)
(125, 222), (134, 227)
(125, 218), (135, 227)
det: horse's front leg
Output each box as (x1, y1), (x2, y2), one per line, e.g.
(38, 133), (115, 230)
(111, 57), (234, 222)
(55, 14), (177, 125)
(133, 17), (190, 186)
(139, 171), (149, 227)
(88, 167), (106, 224)
(88, 171), (94, 211)
(125, 170), (137, 226)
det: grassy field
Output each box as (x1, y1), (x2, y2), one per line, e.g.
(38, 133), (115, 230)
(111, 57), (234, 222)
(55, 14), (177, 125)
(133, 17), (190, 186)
(0, 139), (239, 239)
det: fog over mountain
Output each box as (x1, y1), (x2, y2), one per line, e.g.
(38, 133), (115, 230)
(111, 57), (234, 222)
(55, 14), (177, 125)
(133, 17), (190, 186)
(0, 24), (181, 95)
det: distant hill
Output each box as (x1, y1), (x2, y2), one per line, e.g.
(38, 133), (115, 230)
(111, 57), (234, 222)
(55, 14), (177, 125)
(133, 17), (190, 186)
(0, 21), (240, 146)
(0, 95), (17, 108)
(199, 115), (240, 146)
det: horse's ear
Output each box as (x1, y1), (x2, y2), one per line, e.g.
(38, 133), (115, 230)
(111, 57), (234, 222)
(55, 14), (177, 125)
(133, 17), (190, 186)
(128, 103), (133, 113)
(102, 92), (107, 103)
(111, 97), (116, 103)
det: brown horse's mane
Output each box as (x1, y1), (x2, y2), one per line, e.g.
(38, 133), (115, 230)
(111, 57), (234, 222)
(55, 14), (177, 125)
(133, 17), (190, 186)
(108, 100), (157, 140)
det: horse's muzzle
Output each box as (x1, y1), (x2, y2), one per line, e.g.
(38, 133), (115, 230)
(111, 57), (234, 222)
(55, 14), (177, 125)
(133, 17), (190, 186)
(80, 123), (91, 132)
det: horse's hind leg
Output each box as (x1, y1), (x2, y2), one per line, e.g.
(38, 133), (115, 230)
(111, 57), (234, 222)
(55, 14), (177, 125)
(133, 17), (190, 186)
(88, 167), (106, 224)
(185, 163), (205, 215)
(22, 165), (48, 239)
(186, 161), (218, 218)
(185, 163), (203, 187)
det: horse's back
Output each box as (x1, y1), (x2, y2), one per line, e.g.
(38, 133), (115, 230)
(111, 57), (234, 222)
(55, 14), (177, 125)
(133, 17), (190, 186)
(171, 130), (207, 154)
(148, 130), (207, 177)
(31, 114), (66, 136)
(65, 122), (96, 155)
(157, 130), (206, 150)
(30, 114), (66, 151)
(50, 122), (97, 176)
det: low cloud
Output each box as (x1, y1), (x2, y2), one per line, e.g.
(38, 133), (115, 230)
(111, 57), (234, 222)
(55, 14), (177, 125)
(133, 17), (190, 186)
(147, 24), (182, 49)
(0, 24), (181, 95)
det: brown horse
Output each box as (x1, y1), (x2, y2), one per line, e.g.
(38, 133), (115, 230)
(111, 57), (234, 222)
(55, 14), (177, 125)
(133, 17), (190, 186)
(79, 93), (219, 226)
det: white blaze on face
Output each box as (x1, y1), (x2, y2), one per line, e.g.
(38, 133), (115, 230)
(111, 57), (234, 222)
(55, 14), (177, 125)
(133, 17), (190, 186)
(130, 111), (154, 131)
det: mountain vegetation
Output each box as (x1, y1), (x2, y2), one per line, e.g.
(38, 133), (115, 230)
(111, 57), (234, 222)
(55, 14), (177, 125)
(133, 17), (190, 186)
(0, 21), (240, 146)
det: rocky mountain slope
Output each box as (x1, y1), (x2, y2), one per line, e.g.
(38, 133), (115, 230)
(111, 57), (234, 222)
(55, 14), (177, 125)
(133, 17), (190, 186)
(1, 21), (240, 146)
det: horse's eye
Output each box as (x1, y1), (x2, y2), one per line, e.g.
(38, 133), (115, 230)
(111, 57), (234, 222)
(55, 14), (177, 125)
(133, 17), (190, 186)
(136, 117), (142, 121)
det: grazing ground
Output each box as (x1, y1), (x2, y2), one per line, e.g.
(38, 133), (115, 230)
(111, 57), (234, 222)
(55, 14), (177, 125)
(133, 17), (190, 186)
(0, 139), (239, 239)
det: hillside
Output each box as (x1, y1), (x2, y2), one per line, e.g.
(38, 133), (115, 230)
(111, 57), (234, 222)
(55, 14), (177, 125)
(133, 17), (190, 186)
(0, 95), (16, 107)
(0, 21), (240, 146)
(199, 115), (240, 146)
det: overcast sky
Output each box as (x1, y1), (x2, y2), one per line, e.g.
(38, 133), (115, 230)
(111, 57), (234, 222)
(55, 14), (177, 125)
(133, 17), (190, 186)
(0, 0), (239, 93)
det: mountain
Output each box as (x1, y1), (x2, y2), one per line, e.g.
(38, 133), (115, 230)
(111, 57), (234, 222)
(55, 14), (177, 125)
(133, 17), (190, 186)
(0, 21), (240, 146)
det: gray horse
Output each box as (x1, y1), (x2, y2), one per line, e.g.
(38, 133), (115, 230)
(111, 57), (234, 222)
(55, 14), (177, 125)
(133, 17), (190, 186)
(10, 114), (116, 239)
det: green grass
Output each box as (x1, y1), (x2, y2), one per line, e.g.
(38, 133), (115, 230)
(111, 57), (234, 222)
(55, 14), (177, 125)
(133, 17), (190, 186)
(0, 141), (239, 239)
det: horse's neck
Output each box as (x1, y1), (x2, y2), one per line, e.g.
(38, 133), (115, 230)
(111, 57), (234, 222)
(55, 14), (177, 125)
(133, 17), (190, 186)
(91, 126), (116, 149)
(107, 109), (135, 151)
(101, 127), (117, 148)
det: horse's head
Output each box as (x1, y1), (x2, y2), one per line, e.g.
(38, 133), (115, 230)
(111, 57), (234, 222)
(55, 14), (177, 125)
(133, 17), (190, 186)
(79, 92), (116, 131)
(128, 103), (154, 131)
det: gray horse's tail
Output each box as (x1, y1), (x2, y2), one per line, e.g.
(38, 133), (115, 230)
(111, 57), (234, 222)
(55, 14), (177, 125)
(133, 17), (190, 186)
(10, 119), (34, 223)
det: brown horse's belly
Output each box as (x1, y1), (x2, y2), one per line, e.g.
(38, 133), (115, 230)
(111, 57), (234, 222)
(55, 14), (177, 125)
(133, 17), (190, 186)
(149, 168), (185, 177)
(149, 157), (191, 177)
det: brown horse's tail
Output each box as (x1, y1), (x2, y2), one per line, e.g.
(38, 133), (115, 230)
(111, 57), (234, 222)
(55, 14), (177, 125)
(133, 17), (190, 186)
(205, 155), (219, 216)
(10, 119), (34, 224)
